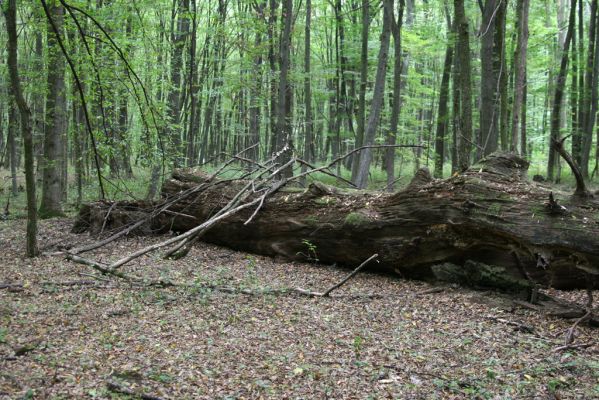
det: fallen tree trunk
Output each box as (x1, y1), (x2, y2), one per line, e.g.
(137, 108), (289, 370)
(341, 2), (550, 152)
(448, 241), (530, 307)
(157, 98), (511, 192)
(74, 153), (599, 290)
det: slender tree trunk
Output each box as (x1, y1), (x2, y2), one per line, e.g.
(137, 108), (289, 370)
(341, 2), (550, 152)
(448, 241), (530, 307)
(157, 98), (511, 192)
(33, 32), (44, 174)
(351, 0), (370, 181)
(511, 0), (530, 154)
(168, 0), (190, 168)
(435, 17), (453, 178)
(4, 0), (39, 257)
(117, 15), (133, 178)
(248, 2), (265, 164)
(39, 2), (66, 218)
(354, 0), (392, 189)
(581, 1), (599, 177)
(454, 0), (473, 170)
(385, 0), (405, 191)
(274, 0), (294, 178)
(521, 65), (528, 157)
(479, 0), (498, 156)
(267, 0), (279, 155)
(7, 96), (18, 196)
(548, 0), (577, 181)
(300, 0), (313, 185)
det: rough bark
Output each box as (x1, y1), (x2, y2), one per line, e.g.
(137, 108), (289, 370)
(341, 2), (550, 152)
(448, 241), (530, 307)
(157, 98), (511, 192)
(168, 0), (190, 168)
(39, 2), (66, 218)
(76, 153), (599, 291)
(4, 0), (39, 257)
(480, 0), (498, 156)
(454, 0), (473, 170)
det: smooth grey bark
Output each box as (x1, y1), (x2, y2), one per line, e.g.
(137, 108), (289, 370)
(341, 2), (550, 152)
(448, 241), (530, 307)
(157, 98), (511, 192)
(511, 0), (530, 154)
(351, 0), (369, 182)
(354, 0), (392, 189)
(39, 2), (66, 218)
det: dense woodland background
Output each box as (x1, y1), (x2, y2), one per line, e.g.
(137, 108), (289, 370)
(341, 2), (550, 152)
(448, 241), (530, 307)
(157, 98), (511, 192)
(1, 0), (599, 252)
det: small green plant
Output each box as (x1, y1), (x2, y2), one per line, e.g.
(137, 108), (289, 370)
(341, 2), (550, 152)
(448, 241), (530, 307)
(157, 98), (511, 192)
(297, 239), (319, 262)
(242, 256), (259, 288)
(353, 335), (363, 356)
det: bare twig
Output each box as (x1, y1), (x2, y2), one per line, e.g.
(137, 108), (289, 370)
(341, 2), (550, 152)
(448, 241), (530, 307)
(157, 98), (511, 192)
(294, 254), (379, 297)
(321, 254), (379, 296)
(100, 201), (117, 235)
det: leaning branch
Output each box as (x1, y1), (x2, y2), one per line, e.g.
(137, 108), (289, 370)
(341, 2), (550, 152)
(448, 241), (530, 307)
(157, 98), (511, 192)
(552, 136), (592, 198)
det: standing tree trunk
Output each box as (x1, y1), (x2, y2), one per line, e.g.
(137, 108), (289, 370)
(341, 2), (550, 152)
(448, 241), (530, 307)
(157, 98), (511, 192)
(548, 0), (577, 181)
(300, 0), (313, 185)
(454, 0), (473, 170)
(479, 0), (499, 156)
(39, 2), (66, 218)
(168, 0), (190, 168)
(434, 10), (453, 178)
(351, 0), (370, 182)
(267, 0), (279, 155)
(249, 2), (265, 164)
(511, 0), (531, 154)
(581, 1), (599, 177)
(274, 0), (294, 178)
(385, 0), (405, 191)
(117, 15), (133, 178)
(7, 94), (18, 196)
(354, 0), (393, 189)
(4, 0), (39, 257)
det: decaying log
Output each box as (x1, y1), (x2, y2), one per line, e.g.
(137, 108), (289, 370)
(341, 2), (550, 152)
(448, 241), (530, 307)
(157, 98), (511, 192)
(74, 153), (599, 291)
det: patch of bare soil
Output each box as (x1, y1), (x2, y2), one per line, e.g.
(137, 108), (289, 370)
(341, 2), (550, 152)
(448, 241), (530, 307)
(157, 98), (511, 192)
(1, 218), (598, 399)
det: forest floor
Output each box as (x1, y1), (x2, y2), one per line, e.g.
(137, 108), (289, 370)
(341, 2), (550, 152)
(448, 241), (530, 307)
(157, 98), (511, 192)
(0, 218), (598, 399)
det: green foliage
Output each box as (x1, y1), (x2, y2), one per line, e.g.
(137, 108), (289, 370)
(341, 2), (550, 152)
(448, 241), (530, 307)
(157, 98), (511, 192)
(297, 239), (318, 263)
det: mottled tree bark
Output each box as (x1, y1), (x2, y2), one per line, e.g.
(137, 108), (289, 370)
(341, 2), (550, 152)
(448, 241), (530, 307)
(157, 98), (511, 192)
(274, 0), (294, 178)
(454, 0), (473, 170)
(39, 2), (66, 218)
(4, 0), (39, 256)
